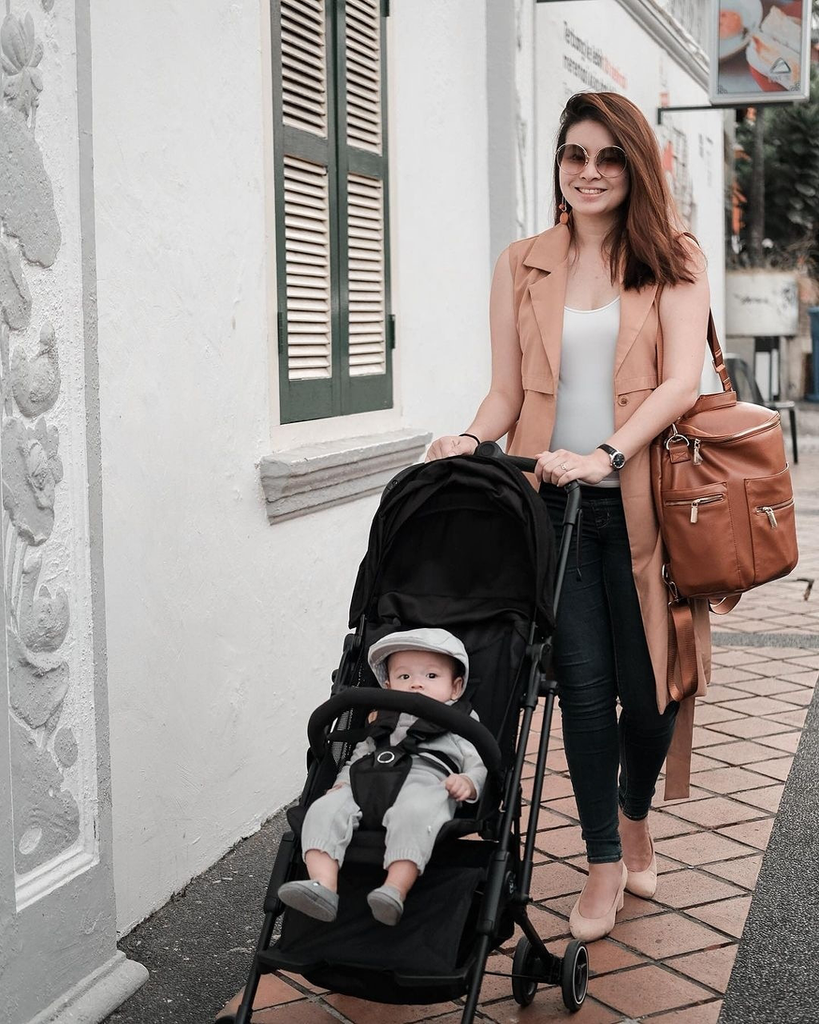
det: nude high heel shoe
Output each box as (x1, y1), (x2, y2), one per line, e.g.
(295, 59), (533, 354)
(625, 835), (657, 899)
(569, 863), (627, 942)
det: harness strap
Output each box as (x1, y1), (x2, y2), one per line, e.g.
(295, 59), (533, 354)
(414, 749), (460, 775)
(344, 702), (475, 828)
(328, 727), (370, 745)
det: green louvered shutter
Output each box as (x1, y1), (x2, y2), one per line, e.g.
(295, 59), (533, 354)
(336, 0), (392, 412)
(273, 0), (392, 423)
(274, 0), (338, 422)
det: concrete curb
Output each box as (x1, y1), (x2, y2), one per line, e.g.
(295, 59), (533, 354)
(719, 676), (819, 1024)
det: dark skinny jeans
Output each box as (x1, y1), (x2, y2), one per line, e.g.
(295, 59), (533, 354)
(541, 483), (678, 864)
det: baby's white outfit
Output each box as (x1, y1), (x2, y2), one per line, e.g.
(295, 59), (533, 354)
(300, 709), (487, 872)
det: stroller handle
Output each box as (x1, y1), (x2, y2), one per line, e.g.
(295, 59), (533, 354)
(474, 440), (580, 490)
(474, 440), (581, 509)
(307, 688), (503, 774)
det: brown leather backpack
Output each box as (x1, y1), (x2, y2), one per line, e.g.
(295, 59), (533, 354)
(650, 312), (799, 700)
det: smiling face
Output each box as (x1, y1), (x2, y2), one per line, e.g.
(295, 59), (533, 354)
(385, 649), (464, 703)
(558, 119), (630, 221)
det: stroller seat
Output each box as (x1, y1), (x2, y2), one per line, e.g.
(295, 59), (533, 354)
(265, 835), (509, 1004)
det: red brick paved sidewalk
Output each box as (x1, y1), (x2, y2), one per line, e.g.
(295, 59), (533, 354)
(219, 455), (819, 1023)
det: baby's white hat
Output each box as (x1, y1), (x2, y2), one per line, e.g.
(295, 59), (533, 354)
(367, 627), (469, 689)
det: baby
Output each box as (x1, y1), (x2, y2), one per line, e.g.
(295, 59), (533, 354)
(278, 627), (486, 926)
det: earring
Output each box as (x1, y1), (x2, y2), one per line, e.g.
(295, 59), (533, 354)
(559, 195), (570, 225)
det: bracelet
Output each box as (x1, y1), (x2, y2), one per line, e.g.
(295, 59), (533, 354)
(459, 432), (480, 446)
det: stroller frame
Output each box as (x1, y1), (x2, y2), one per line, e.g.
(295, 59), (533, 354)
(223, 446), (588, 1022)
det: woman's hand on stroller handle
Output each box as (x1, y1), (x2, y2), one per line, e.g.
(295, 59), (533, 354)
(424, 436), (584, 492)
(425, 434), (479, 462)
(470, 440), (582, 491)
(533, 448), (612, 488)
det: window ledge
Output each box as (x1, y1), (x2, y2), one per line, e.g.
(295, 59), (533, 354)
(260, 429), (432, 523)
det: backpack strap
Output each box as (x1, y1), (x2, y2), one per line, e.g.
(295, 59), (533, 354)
(659, 233), (734, 395)
(668, 601), (700, 703)
(664, 598), (712, 801)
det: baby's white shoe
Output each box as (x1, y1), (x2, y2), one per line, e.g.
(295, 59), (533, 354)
(278, 880), (338, 922)
(367, 883), (404, 926)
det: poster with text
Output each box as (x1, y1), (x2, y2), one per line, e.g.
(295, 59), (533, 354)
(710, 0), (811, 104)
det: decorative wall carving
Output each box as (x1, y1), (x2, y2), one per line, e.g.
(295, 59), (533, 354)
(12, 322), (61, 416)
(0, 2), (147, 1017)
(1, 13), (44, 120)
(1, 1), (80, 884)
(0, 105), (60, 263)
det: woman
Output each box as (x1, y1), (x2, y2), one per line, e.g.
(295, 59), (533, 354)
(426, 91), (712, 941)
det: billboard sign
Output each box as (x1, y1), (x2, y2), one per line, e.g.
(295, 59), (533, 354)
(710, 0), (812, 105)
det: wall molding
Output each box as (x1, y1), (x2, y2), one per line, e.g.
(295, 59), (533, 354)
(616, 0), (709, 89)
(260, 429), (431, 523)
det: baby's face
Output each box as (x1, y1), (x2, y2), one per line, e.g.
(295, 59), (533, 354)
(385, 650), (463, 703)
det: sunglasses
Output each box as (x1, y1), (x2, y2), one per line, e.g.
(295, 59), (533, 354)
(556, 143), (628, 179)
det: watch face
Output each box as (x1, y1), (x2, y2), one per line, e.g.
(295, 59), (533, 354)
(611, 452), (626, 470)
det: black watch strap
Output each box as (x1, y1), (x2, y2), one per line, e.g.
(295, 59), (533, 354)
(597, 444), (626, 470)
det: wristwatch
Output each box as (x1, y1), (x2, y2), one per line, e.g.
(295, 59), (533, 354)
(597, 443), (626, 471)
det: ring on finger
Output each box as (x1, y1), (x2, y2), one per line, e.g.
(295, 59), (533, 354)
(560, 462), (569, 471)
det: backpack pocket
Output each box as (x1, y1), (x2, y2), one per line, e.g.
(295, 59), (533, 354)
(745, 469), (799, 586)
(662, 480), (742, 596)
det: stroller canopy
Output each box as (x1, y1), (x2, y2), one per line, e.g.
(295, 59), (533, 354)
(349, 454), (557, 636)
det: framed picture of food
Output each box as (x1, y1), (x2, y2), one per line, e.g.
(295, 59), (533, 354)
(710, 0), (812, 104)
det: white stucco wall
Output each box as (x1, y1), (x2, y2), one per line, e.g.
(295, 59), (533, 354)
(93, 0), (726, 937)
(389, 1), (492, 440)
(92, 0), (367, 934)
(92, 0), (492, 933)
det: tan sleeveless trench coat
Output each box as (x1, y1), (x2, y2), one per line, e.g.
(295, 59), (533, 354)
(504, 223), (711, 799)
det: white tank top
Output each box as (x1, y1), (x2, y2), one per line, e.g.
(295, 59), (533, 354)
(550, 296), (621, 488)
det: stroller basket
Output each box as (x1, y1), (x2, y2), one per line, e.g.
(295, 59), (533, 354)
(223, 445), (589, 1023)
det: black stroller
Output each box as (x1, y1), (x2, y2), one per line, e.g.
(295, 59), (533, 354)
(223, 443), (589, 1022)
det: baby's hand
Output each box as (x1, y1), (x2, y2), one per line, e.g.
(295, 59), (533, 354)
(445, 774), (477, 802)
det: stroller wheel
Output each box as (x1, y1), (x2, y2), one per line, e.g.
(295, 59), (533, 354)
(511, 936), (538, 1007)
(561, 939), (588, 1011)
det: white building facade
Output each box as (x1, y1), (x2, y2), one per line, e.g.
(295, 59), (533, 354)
(0, 1), (723, 1020)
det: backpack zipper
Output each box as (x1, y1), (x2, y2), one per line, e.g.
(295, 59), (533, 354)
(684, 418), (779, 448)
(665, 493), (724, 524)
(754, 497), (794, 529)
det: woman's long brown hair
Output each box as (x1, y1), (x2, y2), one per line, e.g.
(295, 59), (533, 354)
(553, 92), (698, 290)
